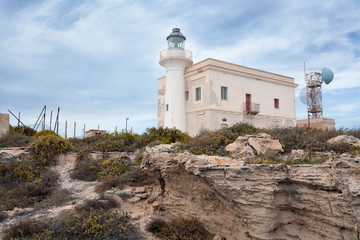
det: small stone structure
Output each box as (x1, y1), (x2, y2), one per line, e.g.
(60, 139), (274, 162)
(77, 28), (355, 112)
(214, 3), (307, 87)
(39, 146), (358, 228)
(0, 113), (10, 137)
(85, 129), (107, 138)
(297, 118), (335, 130)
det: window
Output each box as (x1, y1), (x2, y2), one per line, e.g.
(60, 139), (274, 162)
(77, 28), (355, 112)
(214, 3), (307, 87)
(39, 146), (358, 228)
(221, 86), (228, 100)
(185, 91), (189, 101)
(196, 87), (201, 101)
(166, 104), (169, 111)
(274, 98), (279, 109)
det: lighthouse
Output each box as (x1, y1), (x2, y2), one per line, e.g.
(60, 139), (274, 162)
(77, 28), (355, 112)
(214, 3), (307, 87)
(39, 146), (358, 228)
(159, 28), (193, 132)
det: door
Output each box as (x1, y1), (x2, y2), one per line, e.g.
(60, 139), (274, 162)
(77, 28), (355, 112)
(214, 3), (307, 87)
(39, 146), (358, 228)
(246, 94), (251, 111)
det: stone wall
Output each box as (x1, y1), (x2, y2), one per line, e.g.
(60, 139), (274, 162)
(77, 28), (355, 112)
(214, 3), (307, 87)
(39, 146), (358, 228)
(0, 113), (9, 137)
(297, 118), (335, 130)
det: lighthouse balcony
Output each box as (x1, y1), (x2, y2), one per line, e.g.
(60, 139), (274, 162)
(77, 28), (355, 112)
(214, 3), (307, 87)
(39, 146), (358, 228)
(160, 48), (193, 61)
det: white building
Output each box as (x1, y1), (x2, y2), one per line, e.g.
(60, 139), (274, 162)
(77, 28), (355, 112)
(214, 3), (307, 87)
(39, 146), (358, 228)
(158, 28), (298, 136)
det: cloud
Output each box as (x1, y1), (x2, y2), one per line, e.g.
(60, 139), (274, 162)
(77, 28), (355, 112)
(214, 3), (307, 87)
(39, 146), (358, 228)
(1, 0), (360, 133)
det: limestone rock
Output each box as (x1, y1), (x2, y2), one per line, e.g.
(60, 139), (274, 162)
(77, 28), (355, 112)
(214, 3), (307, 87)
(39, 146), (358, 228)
(128, 197), (141, 203)
(118, 190), (135, 198)
(225, 133), (283, 158)
(136, 193), (148, 199)
(225, 136), (255, 158)
(142, 144), (360, 240)
(134, 187), (146, 194)
(248, 133), (283, 157)
(0, 147), (29, 163)
(328, 135), (360, 146)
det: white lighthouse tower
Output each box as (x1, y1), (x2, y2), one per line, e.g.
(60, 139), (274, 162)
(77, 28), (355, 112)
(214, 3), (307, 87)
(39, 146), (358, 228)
(159, 28), (193, 132)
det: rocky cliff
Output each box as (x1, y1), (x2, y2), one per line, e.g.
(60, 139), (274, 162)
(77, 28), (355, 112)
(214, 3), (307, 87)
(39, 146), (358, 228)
(142, 144), (360, 240)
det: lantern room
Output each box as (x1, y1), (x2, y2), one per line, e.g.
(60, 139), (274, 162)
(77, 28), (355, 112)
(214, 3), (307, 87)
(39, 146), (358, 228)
(167, 28), (186, 49)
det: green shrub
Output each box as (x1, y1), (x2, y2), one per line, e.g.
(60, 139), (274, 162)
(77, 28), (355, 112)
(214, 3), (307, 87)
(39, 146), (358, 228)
(265, 127), (338, 153)
(140, 127), (190, 144)
(35, 129), (60, 138)
(35, 188), (71, 208)
(2, 220), (44, 240)
(0, 132), (33, 148)
(14, 125), (37, 136)
(30, 135), (73, 165)
(146, 218), (166, 234)
(97, 157), (130, 180)
(70, 132), (140, 152)
(75, 198), (118, 212)
(71, 150), (100, 181)
(0, 207), (7, 222)
(147, 217), (213, 240)
(0, 159), (59, 210)
(117, 166), (155, 186)
(3, 199), (141, 240)
(70, 127), (189, 153)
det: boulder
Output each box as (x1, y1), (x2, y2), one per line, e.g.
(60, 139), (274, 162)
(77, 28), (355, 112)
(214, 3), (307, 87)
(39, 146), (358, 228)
(225, 136), (255, 158)
(136, 193), (148, 199)
(248, 133), (283, 157)
(328, 135), (360, 147)
(134, 187), (146, 194)
(128, 196), (141, 203)
(225, 133), (283, 158)
(118, 190), (135, 198)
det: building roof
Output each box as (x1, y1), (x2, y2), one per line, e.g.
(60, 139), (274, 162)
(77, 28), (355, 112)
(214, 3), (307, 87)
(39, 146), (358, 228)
(185, 58), (298, 87)
(85, 129), (107, 133)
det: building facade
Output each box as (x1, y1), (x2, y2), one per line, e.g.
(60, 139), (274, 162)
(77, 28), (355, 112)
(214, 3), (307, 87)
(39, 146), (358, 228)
(158, 29), (298, 136)
(0, 113), (9, 137)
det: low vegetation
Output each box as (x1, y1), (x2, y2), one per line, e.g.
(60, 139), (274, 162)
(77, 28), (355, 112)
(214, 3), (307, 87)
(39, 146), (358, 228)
(180, 122), (257, 156)
(2, 198), (142, 240)
(0, 131), (33, 148)
(71, 150), (155, 193)
(146, 217), (213, 240)
(69, 127), (190, 153)
(0, 135), (72, 210)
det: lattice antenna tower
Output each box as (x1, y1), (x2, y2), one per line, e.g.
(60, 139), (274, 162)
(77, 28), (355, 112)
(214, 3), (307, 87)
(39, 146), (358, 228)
(300, 64), (334, 125)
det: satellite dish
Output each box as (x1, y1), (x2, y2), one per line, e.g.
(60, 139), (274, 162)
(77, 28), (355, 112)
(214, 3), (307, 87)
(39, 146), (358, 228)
(300, 87), (321, 106)
(321, 67), (334, 85)
(300, 88), (308, 105)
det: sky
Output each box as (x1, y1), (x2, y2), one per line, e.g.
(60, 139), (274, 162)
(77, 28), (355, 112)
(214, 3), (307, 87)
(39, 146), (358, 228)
(0, 0), (359, 137)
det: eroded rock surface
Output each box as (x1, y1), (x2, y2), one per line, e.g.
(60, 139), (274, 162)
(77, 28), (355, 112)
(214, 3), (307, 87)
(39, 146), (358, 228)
(0, 147), (29, 163)
(142, 145), (360, 240)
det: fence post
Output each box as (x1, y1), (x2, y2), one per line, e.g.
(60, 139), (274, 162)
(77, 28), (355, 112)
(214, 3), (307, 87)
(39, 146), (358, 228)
(65, 121), (67, 139)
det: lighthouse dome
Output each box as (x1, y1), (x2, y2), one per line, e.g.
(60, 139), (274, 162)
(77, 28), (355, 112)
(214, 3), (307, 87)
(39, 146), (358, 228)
(167, 28), (186, 49)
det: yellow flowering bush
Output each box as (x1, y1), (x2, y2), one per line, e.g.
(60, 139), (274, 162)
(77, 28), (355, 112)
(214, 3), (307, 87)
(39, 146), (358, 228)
(30, 135), (73, 165)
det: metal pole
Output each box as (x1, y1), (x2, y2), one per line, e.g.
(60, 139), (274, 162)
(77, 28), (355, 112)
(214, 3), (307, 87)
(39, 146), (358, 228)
(50, 111), (53, 130)
(33, 106), (46, 131)
(56, 107), (60, 134)
(125, 117), (129, 132)
(65, 121), (67, 139)
(42, 106), (46, 130)
(8, 110), (26, 127)
(74, 121), (76, 138)
(83, 124), (85, 139)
